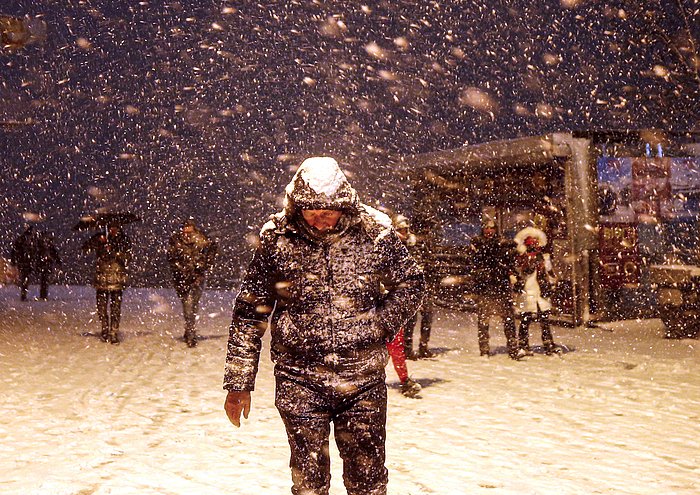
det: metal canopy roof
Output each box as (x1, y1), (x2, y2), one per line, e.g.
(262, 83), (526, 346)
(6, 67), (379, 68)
(397, 134), (573, 180)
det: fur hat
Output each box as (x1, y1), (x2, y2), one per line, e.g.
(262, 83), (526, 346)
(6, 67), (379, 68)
(514, 226), (547, 253)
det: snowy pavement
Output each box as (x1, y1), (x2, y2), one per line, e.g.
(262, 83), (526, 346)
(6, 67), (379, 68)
(1, 285), (698, 495)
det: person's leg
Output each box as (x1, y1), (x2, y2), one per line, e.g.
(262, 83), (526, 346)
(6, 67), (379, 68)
(476, 299), (490, 356)
(39, 270), (49, 300)
(503, 310), (519, 359)
(386, 331), (408, 383)
(181, 289), (194, 337)
(403, 312), (418, 359)
(417, 304), (434, 358)
(539, 310), (556, 354)
(96, 290), (109, 341)
(19, 269), (30, 301)
(387, 332), (420, 397)
(183, 283), (203, 346)
(275, 377), (332, 495)
(334, 382), (388, 495)
(518, 312), (533, 354)
(108, 290), (122, 344)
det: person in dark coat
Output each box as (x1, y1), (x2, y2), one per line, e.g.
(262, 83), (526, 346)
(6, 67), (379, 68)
(10, 226), (37, 301)
(168, 219), (217, 347)
(513, 226), (560, 356)
(10, 226), (61, 301)
(394, 215), (435, 359)
(223, 156), (425, 495)
(35, 230), (61, 300)
(82, 225), (132, 344)
(470, 219), (520, 360)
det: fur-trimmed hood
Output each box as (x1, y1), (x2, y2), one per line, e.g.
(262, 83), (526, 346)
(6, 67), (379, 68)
(514, 226), (547, 254)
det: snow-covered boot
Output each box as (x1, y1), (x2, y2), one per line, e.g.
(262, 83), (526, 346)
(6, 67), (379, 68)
(400, 378), (422, 398)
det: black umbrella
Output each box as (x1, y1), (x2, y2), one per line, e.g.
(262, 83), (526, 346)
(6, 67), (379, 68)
(73, 212), (141, 231)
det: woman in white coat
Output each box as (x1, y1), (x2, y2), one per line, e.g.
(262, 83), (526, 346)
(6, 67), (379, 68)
(513, 227), (559, 356)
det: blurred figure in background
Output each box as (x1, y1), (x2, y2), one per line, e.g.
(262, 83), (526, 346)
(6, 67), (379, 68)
(469, 218), (520, 360)
(168, 218), (218, 348)
(394, 215), (435, 359)
(10, 226), (61, 301)
(388, 214), (422, 398)
(35, 230), (61, 300)
(513, 226), (560, 356)
(83, 224), (132, 344)
(10, 226), (37, 301)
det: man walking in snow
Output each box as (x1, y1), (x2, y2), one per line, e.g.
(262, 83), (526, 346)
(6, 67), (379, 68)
(168, 218), (217, 347)
(470, 218), (520, 359)
(224, 156), (424, 495)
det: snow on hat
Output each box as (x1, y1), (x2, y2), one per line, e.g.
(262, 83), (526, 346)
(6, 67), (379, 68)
(284, 156), (359, 213)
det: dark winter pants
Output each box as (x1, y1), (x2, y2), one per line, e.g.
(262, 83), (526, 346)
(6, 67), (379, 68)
(96, 290), (122, 339)
(177, 282), (204, 340)
(476, 295), (518, 357)
(275, 376), (388, 495)
(38, 270), (50, 299)
(518, 310), (554, 350)
(19, 268), (31, 301)
(404, 302), (433, 354)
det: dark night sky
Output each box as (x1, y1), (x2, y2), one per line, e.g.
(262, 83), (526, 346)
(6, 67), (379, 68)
(1, 0), (699, 287)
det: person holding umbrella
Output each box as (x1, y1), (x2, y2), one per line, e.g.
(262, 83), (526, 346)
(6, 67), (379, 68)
(80, 214), (135, 344)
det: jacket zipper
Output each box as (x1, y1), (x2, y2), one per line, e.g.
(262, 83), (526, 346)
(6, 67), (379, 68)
(324, 242), (336, 362)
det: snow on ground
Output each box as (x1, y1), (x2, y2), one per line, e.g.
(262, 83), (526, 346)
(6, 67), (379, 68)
(1, 285), (698, 495)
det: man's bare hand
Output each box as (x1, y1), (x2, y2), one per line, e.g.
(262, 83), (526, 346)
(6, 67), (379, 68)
(224, 390), (251, 427)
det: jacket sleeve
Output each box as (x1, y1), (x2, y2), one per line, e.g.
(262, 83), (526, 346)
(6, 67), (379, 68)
(224, 237), (278, 391)
(375, 229), (425, 341)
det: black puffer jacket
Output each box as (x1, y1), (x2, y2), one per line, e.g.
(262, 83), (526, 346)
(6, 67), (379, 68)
(224, 159), (425, 392)
(470, 234), (517, 298)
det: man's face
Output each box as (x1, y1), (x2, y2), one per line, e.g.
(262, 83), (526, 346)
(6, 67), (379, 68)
(301, 209), (343, 232)
(396, 227), (409, 241)
(483, 226), (496, 238)
(182, 225), (195, 235)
